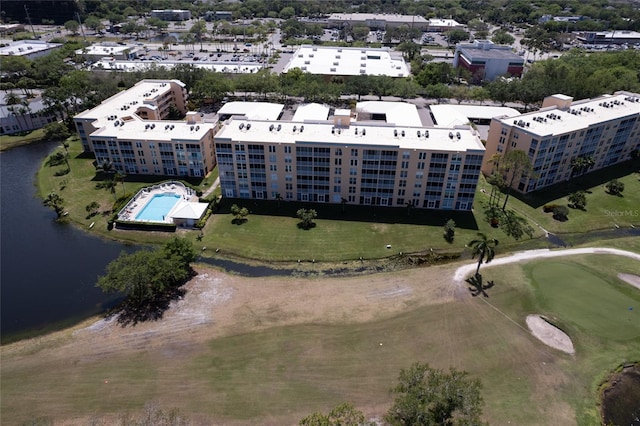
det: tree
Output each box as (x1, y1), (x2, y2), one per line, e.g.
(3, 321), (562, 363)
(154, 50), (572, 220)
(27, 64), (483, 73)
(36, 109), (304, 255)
(605, 179), (625, 195)
(163, 237), (196, 269)
(443, 219), (456, 243)
(468, 233), (499, 277)
(190, 19), (208, 51)
(552, 205), (569, 221)
(498, 150), (534, 211)
(491, 30), (515, 45)
(85, 201), (100, 218)
(96, 248), (190, 322)
(43, 122), (71, 141)
(570, 155), (595, 178)
(385, 362), (486, 426)
(446, 29), (469, 46)
(84, 16), (104, 34)
(230, 204), (249, 224)
(43, 192), (65, 219)
(300, 402), (371, 426)
(114, 172), (127, 197)
(568, 191), (587, 210)
(397, 41), (421, 61)
(296, 208), (317, 230)
(64, 19), (80, 35)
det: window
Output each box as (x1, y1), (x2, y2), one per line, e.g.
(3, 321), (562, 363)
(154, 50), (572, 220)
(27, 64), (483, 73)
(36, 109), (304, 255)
(351, 148), (358, 157)
(418, 152), (427, 160)
(335, 148), (342, 156)
(350, 159), (358, 166)
(269, 164), (277, 171)
(335, 158), (342, 165)
(284, 146), (291, 153)
(285, 165), (292, 172)
(269, 145), (276, 152)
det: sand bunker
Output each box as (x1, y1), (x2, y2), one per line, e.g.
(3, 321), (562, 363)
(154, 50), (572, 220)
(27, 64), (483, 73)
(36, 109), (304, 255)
(618, 273), (640, 291)
(526, 315), (575, 355)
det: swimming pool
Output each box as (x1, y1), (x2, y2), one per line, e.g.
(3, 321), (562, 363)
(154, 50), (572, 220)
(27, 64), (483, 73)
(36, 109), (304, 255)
(135, 193), (181, 221)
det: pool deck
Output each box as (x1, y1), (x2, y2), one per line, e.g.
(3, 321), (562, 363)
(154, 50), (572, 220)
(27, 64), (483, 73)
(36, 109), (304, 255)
(118, 182), (197, 223)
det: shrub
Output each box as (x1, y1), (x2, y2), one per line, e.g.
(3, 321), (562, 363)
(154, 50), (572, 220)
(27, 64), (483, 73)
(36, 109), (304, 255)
(568, 191), (587, 210)
(605, 179), (625, 195)
(543, 203), (560, 213)
(552, 205), (569, 221)
(443, 219), (456, 243)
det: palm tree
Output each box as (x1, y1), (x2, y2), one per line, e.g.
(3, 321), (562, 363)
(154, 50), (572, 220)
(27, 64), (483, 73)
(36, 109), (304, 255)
(43, 192), (65, 219)
(114, 172), (127, 197)
(468, 233), (499, 277)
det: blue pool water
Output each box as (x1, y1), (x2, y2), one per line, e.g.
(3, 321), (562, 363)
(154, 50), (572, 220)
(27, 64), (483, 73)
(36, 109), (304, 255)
(135, 193), (181, 221)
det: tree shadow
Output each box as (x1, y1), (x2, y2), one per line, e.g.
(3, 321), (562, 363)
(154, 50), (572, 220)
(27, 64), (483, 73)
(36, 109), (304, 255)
(107, 286), (187, 327)
(466, 274), (495, 298)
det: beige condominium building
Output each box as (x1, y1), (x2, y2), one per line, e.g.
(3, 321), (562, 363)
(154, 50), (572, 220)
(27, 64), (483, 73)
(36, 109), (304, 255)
(482, 91), (640, 193)
(74, 79), (216, 178)
(214, 102), (485, 211)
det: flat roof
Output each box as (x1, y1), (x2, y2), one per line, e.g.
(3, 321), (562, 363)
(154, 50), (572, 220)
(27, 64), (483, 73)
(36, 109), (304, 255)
(430, 105), (521, 127)
(75, 79), (185, 126)
(356, 101), (422, 127)
(327, 13), (429, 24)
(217, 101), (284, 121)
(428, 18), (463, 27)
(90, 59), (263, 73)
(216, 118), (484, 153)
(0, 40), (62, 56)
(458, 46), (523, 61)
(292, 103), (330, 121)
(284, 45), (408, 77)
(496, 91), (640, 137)
(75, 43), (139, 56)
(91, 118), (211, 141)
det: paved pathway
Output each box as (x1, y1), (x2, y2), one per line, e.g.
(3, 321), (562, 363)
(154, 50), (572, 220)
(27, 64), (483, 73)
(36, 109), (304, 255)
(454, 247), (640, 282)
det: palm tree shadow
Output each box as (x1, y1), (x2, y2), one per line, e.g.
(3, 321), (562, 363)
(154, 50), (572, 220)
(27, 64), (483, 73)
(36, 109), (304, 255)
(466, 274), (495, 298)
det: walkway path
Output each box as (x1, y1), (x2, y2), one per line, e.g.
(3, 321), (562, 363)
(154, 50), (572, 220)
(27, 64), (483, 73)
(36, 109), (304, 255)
(454, 247), (640, 282)
(201, 176), (220, 199)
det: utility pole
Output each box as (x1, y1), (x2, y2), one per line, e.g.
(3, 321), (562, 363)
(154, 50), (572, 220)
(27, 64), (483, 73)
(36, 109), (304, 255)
(76, 12), (87, 43)
(24, 5), (37, 39)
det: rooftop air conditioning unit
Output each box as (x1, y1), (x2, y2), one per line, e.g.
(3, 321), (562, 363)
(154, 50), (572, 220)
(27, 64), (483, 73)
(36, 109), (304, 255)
(300, 125), (304, 133)
(239, 123), (245, 130)
(449, 132), (454, 139)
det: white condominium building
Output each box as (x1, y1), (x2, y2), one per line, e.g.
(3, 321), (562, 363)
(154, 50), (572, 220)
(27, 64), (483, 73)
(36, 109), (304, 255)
(74, 79), (217, 178)
(482, 91), (640, 193)
(214, 103), (485, 211)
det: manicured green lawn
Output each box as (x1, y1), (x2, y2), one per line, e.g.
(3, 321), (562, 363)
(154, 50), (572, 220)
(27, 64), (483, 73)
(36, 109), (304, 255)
(0, 128), (46, 151)
(528, 261), (639, 339)
(475, 164), (640, 235)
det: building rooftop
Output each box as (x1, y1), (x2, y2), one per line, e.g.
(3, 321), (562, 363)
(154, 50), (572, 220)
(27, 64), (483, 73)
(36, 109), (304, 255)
(356, 101), (422, 127)
(217, 101), (284, 121)
(0, 40), (62, 56)
(430, 105), (521, 127)
(283, 45), (408, 77)
(75, 79), (185, 127)
(457, 44), (523, 61)
(428, 18), (463, 27)
(292, 103), (330, 121)
(90, 58), (263, 73)
(75, 42), (140, 57)
(91, 117), (210, 141)
(216, 118), (484, 153)
(495, 91), (640, 137)
(327, 13), (429, 24)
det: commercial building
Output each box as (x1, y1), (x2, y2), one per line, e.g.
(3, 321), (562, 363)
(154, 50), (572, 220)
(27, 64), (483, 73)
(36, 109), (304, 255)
(426, 18), (465, 32)
(150, 9), (192, 21)
(0, 40), (63, 60)
(481, 91), (640, 193)
(453, 40), (524, 82)
(576, 30), (640, 46)
(284, 45), (409, 78)
(74, 79), (216, 178)
(327, 13), (429, 31)
(75, 42), (141, 61)
(214, 102), (485, 211)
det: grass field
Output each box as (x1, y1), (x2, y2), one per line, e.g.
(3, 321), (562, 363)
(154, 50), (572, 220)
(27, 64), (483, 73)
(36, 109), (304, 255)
(36, 139), (639, 264)
(2, 250), (639, 425)
(0, 128), (46, 152)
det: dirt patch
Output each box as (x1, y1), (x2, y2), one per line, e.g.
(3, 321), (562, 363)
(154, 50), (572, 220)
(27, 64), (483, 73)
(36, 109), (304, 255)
(526, 315), (575, 355)
(600, 363), (640, 426)
(618, 273), (640, 291)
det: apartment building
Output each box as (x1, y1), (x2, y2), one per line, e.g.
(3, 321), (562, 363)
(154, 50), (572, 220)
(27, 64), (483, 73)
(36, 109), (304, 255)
(482, 91), (640, 193)
(74, 79), (217, 178)
(214, 103), (485, 211)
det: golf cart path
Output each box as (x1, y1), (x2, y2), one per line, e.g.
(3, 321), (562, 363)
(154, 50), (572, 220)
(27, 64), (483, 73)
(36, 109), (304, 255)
(454, 247), (640, 282)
